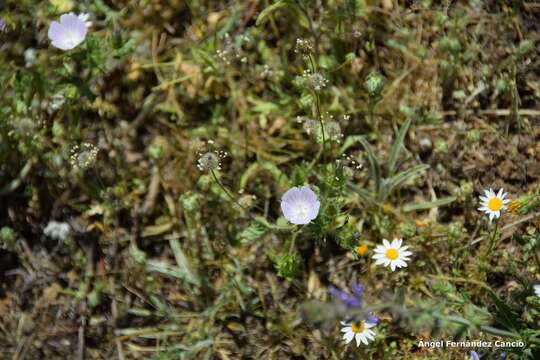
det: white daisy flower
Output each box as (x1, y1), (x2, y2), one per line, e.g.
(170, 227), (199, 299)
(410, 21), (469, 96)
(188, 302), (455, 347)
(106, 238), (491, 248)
(534, 284), (540, 298)
(341, 320), (376, 347)
(48, 12), (91, 51)
(478, 188), (510, 222)
(372, 238), (412, 272)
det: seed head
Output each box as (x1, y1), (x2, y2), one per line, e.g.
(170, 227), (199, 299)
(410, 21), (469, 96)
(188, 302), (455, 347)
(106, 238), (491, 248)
(197, 150), (227, 172)
(303, 70), (328, 91)
(294, 38), (313, 55)
(70, 142), (98, 169)
(326, 121), (343, 142)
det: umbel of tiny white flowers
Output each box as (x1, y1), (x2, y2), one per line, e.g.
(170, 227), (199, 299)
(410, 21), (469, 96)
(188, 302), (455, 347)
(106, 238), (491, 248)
(341, 320), (376, 347)
(372, 238), (412, 272)
(44, 220), (71, 241)
(196, 150), (227, 172)
(48, 13), (92, 50)
(478, 188), (510, 222)
(280, 186), (320, 225)
(534, 284), (540, 298)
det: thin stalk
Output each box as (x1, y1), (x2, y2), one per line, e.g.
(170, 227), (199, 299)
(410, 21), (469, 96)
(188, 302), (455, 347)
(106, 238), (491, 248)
(488, 220), (500, 255)
(314, 91), (326, 149)
(210, 169), (247, 212)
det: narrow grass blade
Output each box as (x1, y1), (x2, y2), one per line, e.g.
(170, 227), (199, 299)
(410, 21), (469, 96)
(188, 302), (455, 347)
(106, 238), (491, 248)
(402, 196), (456, 212)
(387, 118), (412, 175)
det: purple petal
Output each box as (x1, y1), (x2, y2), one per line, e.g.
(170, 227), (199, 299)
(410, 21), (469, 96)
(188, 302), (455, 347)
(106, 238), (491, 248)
(345, 298), (361, 308)
(282, 187), (301, 203)
(470, 351), (480, 360)
(351, 283), (364, 298)
(48, 21), (63, 42)
(366, 314), (379, 325)
(328, 286), (349, 302)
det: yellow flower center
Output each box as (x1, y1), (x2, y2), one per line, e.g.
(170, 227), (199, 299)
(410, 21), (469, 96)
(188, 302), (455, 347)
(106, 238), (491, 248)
(385, 248), (399, 260)
(351, 322), (365, 333)
(487, 197), (503, 211)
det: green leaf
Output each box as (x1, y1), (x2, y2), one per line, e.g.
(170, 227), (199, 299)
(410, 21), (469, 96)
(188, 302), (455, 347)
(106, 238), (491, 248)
(403, 196), (456, 212)
(381, 164), (429, 200)
(236, 222), (267, 244)
(256, 0), (294, 26)
(387, 118), (412, 175)
(488, 292), (524, 331)
(357, 136), (382, 196)
(168, 235), (200, 287)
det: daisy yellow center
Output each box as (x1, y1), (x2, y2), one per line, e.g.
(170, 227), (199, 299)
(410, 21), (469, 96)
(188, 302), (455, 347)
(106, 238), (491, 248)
(385, 248), (399, 260)
(487, 197), (502, 211)
(351, 322), (365, 333)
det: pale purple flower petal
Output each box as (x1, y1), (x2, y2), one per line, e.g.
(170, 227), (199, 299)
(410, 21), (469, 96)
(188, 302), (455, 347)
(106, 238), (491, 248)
(280, 186), (320, 225)
(48, 12), (90, 50)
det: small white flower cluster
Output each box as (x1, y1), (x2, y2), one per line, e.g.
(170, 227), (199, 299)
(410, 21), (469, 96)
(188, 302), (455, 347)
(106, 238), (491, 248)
(302, 70), (329, 91)
(297, 114), (344, 143)
(70, 142), (99, 169)
(294, 38), (313, 55)
(44, 220), (71, 241)
(336, 154), (363, 180)
(216, 32), (252, 65)
(325, 119), (343, 143)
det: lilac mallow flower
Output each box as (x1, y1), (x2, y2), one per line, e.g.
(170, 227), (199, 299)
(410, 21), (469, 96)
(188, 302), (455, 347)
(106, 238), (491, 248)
(470, 351), (480, 360)
(280, 186), (320, 225)
(48, 13), (91, 50)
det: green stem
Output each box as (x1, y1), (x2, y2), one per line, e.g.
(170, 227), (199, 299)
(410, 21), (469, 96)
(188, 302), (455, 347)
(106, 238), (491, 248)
(210, 170), (247, 213)
(314, 91), (326, 149)
(488, 220), (500, 255)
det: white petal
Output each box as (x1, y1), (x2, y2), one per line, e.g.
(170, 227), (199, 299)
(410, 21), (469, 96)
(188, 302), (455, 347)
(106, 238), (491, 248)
(355, 333), (362, 346)
(373, 246), (386, 253)
(382, 239), (391, 248)
(344, 331), (354, 343)
(360, 333), (369, 345)
(395, 259), (408, 268)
